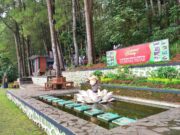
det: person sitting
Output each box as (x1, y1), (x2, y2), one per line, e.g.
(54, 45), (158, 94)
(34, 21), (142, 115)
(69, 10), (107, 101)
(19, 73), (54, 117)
(88, 75), (100, 93)
(2, 73), (8, 88)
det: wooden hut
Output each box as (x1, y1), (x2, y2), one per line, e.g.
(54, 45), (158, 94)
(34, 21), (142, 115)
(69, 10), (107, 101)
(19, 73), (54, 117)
(29, 55), (53, 76)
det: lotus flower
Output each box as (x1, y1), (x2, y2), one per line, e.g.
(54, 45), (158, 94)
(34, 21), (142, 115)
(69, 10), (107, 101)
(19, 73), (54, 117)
(76, 89), (114, 104)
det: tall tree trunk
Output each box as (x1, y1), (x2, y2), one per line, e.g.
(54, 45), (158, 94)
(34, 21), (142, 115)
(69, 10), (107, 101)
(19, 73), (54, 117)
(72, 0), (79, 66)
(0, 17), (24, 78)
(13, 23), (23, 78)
(145, 0), (152, 37)
(176, 0), (180, 24)
(145, 0), (148, 9)
(157, 0), (161, 16)
(55, 31), (65, 70)
(41, 23), (50, 55)
(26, 36), (32, 76)
(43, 39), (49, 55)
(21, 35), (27, 76)
(57, 44), (65, 70)
(150, 0), (155, 15)
(14, 33), (22, 78)
(46, 0), (62, 77)
(84, 0), (94, 65)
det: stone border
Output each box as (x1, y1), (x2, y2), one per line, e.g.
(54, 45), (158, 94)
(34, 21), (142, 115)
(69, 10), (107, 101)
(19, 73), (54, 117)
(6, 91), (75, 135)
(6, 84), (180, 135)
(114, 95), (180, 109)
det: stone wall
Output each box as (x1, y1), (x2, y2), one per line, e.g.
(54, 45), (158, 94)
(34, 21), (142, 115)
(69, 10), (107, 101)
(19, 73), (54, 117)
(7, 92), (74, 135)
(32, 64), (180, 86)
(32, 76), (47, 86)
(63, 64), (180, 86)
(62, 69), (116, 86)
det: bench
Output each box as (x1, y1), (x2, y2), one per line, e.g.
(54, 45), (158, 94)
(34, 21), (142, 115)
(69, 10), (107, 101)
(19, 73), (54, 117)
(44, 77), (74, 90)
(62, 81), (74, 89)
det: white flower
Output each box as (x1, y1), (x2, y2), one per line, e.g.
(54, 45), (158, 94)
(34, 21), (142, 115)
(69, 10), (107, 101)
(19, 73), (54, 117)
(76, 89), (114, 103)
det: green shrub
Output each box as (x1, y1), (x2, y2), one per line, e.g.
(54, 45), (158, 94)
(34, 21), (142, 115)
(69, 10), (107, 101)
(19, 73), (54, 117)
(100, 77), (113, 83)
(117, 66), (130, 74)
(93, 70), (103, 78)
(147, 78), (180, 85)
(104, 72), (119, 79)
(170, 41), (180, 58)
(116, 73), (126, 79)
(0, 56), (18, 82)
(102, 66), (134, 81)
(172, 79), (180, 85)
(100, 56), (107, 64)
(149, 67), (179, 79)
(133, 77), (147, 83)
(116, 66), (133, 80)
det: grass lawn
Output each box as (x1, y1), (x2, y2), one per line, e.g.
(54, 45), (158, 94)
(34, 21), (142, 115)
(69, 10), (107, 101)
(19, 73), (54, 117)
(0, 89), (46, 135)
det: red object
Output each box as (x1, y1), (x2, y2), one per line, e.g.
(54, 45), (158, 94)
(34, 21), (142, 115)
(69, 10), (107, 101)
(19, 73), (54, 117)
(116, 43), (151, 65)
(39, 57), (47, 73)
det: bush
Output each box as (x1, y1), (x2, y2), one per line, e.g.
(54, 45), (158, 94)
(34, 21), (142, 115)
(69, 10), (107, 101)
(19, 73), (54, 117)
(149, 67), (179, 79)
(170, 41), (180, 58)
(133, 77), (147, 83)
(172, 79), (180, 85)
(93, 70), (103, 78)
(103, 72), (119, 80)
(100, 56), (107, 64)
(0, 56), (18, 82)
(147, 78), (180, 85)
(100, 77), (113, 83)
(116, 66), (134, 80)
(102, 66), (134, 81)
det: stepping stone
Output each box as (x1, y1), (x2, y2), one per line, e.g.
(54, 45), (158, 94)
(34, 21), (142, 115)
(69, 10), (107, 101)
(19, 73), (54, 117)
(65, 103), (81, 109)
(74, 105), (91, 112)
(39, 95), (52, 99)
(51, 99), (63, 102)
(112, 117), (136, 126)
(52, 99), (65, 103)
(43, 97), (56, 100)
(46, 98), (59, 102)
(57, 101), (74, 106)
(97, 113), (121, 122)
(84, 109), (104, 116)
(39, 95), (49, 99)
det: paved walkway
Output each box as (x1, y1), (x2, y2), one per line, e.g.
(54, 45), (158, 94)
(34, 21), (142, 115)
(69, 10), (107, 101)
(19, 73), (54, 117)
(8, 84), (180, 135)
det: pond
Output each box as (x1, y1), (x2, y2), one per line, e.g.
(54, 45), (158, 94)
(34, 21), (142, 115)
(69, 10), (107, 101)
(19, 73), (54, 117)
(38, 94), (167, 129)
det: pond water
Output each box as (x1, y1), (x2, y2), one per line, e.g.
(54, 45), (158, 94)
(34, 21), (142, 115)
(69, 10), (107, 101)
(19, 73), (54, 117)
(38, 94), (167, 129)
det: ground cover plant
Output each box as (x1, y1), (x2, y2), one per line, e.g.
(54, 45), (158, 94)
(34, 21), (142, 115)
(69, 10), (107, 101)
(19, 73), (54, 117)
(93, 66), (180, 89)
(0, 89), (45, 135)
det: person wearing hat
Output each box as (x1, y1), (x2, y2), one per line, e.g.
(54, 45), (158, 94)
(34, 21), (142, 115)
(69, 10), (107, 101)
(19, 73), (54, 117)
(88, 75), (100, 93)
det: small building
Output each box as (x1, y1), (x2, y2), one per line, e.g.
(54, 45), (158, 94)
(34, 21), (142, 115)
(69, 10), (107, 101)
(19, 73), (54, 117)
(29, 55), (54, 76)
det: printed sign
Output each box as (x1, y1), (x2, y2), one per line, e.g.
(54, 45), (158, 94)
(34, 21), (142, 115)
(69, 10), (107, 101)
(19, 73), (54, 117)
(106, 51), (117, 66)
(106, 39), (170, 66)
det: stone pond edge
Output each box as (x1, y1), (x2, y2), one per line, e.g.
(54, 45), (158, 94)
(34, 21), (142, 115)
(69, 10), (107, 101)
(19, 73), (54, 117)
(6, 90), (75, 135)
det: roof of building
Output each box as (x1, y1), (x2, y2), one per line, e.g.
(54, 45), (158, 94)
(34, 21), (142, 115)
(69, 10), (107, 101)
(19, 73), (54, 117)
(29, 55), (49, 60)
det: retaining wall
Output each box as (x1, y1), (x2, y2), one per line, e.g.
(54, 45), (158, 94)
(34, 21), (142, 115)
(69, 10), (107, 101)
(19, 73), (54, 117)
(32, 63), (180, 86)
